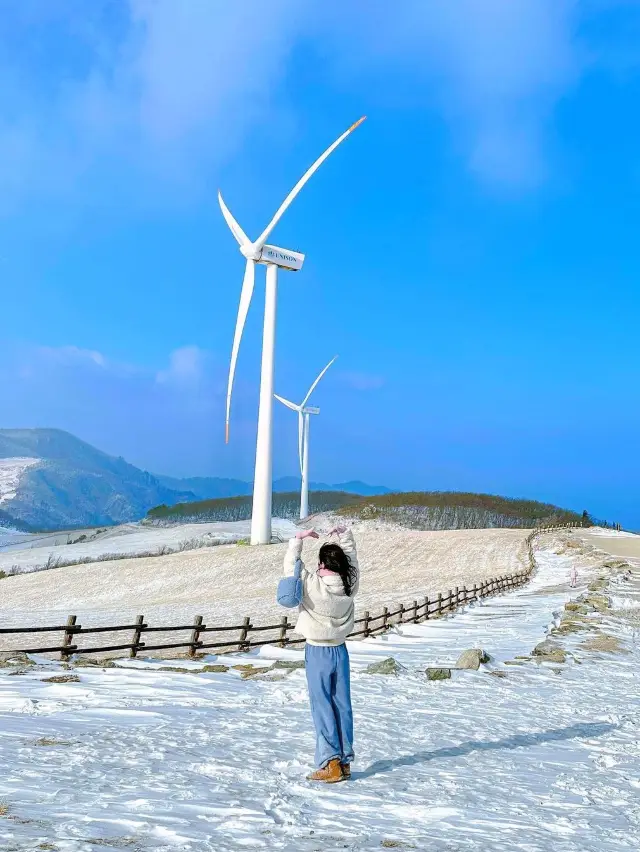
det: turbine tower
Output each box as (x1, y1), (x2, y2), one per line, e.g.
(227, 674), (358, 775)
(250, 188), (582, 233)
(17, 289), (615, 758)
(275, 356), (337, 520)
(220, 118), (365, 545)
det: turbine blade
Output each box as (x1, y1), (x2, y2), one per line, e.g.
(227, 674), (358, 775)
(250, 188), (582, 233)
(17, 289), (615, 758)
(298, 411), (304, 476)
(225, 259), (255, 443)
(301, 355), (338, 408)
(218, 191), (250, 247)
(254, 117), (367, 251)
(274, 394), (301, 412)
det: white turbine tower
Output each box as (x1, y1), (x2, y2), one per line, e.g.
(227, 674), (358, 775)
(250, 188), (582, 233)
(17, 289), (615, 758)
(220, 117), (365, 545)
(275, 356), (337, 520)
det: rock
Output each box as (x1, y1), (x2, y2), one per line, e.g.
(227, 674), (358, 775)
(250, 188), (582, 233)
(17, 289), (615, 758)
(157, 666), (193, 673)
(40, 675), (80, 684)
(72, 658), (117, 668)
(272, 660), (305, 670)
(564, 602), (589, 614)
(583, 594), (609, 612)
(202, 664), (230, 673)
(488, 671), (507, 678)
(532, 640), (567, 664)
(455, 648), (490, 670)
(0, 652), (36, 668)
(426, 667), (451, 681)
(365, 657), (403, 675)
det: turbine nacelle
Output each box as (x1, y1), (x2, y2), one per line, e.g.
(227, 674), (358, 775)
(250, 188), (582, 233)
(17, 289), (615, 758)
(274, 356), (337, 475)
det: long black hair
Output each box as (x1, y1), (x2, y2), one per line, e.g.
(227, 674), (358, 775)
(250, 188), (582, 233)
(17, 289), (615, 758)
(318, 542), (357, 597)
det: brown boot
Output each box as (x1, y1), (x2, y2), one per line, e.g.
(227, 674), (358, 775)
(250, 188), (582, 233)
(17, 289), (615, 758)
(307, 758), (344, 784)
(341, 763), (351, 779)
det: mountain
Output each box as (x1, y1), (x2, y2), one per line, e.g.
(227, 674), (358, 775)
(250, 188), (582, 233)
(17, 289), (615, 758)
(156, 474), (251, 499)
(156, 474), (390, 500)
(0, 429), (195, 530)
(0, 429), (390, 531)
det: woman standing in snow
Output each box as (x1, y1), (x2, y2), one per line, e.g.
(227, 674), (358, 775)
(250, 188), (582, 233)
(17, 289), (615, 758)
(279, 525), (359, 783)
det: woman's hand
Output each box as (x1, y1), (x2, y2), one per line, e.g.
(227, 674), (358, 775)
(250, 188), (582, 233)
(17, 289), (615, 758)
(329, 525), (347, 537)
(296, 529), (319, 540)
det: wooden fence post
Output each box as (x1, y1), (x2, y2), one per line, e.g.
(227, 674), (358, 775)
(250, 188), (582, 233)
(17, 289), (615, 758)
(437, 592), (443, 615)
(412, 600), (418, 623)
(130, 615), (145, 659)
(60, 615), (77, 662)
(363, 611), (370, 638)
(238, 616), (251, 652)
(454, 586), (459, 608)
(188, 615), (203, 659)
(448, 589), (453, 612)
(382, 606), (389, 631)
(398, 603), (405, 625)
(278, 616), (289, 648)
(462, 585), (467, 603)
(423, 596), (430, 621)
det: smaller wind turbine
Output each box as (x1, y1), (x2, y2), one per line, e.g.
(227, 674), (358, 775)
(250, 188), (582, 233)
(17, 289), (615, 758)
(275, 356), (337, 519)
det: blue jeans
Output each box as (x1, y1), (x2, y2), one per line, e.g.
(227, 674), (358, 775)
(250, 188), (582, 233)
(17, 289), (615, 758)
(305, 643), (354, 769)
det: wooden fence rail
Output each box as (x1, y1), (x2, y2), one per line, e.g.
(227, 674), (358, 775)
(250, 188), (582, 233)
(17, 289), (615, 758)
(0, 522), (580, 660)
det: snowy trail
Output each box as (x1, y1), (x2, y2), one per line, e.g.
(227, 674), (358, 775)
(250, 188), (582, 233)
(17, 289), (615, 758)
(0, 547), (638, 851)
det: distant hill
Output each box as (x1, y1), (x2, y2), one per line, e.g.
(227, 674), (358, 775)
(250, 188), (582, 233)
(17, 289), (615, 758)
(156, 474), (390, 500)
(0, 428), (390, 531)
(147, 489), (585, 529)
(0, 429), (195, 530)
(147, 491), (359, 525)
(336, 491), (584, 529)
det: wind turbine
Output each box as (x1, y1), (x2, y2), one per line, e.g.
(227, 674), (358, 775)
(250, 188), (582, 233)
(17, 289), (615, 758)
(220, 117), (365, 545)
(275, 356), (337, 520)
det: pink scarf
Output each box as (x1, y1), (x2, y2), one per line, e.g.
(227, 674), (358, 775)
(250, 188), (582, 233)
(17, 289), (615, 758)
(318, 567), (337, 577)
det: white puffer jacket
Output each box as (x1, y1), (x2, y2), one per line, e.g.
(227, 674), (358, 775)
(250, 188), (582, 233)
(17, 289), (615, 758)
(282, 530), (359, 646)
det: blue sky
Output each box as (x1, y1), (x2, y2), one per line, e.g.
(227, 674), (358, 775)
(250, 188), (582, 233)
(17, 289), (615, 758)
(1, 0), (640, 526)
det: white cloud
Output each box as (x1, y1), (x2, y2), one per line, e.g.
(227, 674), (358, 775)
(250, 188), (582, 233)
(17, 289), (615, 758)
(39, 345), (107, 368)
(317, 0), (583, 188)
(156, 345), (205, 385)
(0, 0), (627, 207)
(0, 0), (304, 209)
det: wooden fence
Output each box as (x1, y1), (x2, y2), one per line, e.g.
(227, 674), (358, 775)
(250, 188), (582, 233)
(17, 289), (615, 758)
(0, 522), (580, 661)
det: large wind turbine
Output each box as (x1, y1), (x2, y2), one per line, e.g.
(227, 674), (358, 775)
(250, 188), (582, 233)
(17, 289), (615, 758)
(220, 117), (365, 545)
(275, 356), (337, 520)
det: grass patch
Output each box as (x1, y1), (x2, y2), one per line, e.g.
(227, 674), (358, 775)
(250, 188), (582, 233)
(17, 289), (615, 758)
(580, 634), (627, 653)
(33, 737), (72, 747)
(0, 801), (9, 816)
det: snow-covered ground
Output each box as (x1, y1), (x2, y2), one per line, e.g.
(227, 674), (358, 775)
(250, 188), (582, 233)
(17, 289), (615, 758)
(0, 527), (530, 655)
(0, 538), (638, 851)
(0, 457), (39, 506)
(0, 518), (299, 570)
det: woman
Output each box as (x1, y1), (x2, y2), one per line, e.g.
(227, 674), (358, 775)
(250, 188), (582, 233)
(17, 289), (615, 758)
(280, 524), (359, 783)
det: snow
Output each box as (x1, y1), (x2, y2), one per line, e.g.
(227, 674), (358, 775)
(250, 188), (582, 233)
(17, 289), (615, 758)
(0, 527), (530, 648)
(0, 518), (299, 570)
(587, 527), (639, 539)
(0, 457), (38, 505)
(0, 542), (638, 850)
